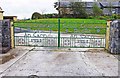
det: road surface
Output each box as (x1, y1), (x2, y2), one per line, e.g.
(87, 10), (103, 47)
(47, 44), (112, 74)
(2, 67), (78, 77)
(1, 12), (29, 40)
(0, 47), (118, 76)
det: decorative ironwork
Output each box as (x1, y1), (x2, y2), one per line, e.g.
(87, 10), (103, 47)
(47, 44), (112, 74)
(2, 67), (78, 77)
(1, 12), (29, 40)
(14, 19), (106, 48)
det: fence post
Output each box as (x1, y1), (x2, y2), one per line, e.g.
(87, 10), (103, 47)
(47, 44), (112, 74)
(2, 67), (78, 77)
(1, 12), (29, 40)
(58, 18), (60, 48)
(105, 20), (112, 50)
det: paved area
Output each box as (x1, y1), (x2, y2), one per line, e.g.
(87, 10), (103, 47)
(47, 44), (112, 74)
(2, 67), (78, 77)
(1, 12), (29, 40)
(0, 47), (34, 75)
(0, 47), (119, 77)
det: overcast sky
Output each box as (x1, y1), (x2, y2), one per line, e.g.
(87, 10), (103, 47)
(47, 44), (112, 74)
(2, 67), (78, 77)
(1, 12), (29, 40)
(0, 0), (93, 19)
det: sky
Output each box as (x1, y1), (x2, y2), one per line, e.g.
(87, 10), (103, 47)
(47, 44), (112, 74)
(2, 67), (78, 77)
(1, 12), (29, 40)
(0, 0), (93, 19)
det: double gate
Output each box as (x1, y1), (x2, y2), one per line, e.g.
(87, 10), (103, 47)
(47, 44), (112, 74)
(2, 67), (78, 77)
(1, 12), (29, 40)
(14, 19), (106, 48)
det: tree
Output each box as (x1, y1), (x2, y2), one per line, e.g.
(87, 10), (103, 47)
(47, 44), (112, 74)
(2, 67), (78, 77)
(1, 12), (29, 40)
(31, 12), (42, 19)
(54, 2), (88, 18)
(60, 4), (69, 17)
(69, 2), (88, 18)
(54, 2), (68, 17)
(54, 2), (59, 12)
(41, 9), (47, 15)
(93, 3), (103, 16)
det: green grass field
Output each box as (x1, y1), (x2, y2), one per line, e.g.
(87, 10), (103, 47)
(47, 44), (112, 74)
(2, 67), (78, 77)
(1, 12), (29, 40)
(14, 18), (107, 34)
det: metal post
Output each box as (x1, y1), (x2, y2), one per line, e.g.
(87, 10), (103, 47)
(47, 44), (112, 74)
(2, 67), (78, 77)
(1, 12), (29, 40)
(58, 18), (60, 48)
(58, 0), (60, 48)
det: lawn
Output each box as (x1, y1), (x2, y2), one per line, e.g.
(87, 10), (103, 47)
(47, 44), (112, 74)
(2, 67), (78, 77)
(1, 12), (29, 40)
(14, 18), (107, 34)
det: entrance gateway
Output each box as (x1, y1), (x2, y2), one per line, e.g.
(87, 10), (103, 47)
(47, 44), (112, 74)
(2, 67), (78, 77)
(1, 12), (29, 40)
(14, 19), (106, 48)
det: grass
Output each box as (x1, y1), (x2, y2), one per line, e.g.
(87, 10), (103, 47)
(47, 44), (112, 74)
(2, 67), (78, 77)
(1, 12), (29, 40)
(14, 18), (107, 34)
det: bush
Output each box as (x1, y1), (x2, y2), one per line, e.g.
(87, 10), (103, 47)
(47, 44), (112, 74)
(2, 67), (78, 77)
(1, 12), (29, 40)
(112, 14), (117, 19)
(118, 15), (120, 19)
(88, 16), (94, 19)
(31, 12), (42, 19)
(99, 16), (105, 20)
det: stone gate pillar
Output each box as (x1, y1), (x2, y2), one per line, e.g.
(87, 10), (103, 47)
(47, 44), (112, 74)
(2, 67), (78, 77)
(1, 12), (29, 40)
(109, 20), (120, 54)
(0, 21), (2, 54)
(0, 20), (11, 54)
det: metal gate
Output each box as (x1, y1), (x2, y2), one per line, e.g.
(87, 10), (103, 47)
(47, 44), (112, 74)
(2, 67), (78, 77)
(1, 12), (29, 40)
(14, 19), (106, 48)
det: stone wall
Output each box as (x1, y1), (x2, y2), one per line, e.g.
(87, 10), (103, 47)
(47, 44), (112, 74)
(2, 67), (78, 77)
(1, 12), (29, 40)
(109, 20), (120, 54)
(0, 21), (2, 54)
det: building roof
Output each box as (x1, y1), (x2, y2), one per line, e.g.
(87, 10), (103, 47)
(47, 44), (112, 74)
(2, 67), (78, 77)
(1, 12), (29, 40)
(59, 2), (101, 8)
(97, 0), (120, 2)
(58, 1), (120, 8)
(4, 16), (17, 18)
(86, 2), (101, 7)
(3, 16), (17, 21)
(100, 1), (120, 7)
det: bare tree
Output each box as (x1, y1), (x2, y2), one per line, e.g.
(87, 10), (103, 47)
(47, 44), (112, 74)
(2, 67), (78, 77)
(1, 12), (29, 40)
(41, 9), (47, 15)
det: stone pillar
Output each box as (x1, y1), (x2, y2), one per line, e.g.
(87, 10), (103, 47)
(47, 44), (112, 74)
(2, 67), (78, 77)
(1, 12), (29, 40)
(0, 21), (2, 54)
(109, 20), (120, 54)
(0, 20), (11, 54)
(0, 7), (3, 54)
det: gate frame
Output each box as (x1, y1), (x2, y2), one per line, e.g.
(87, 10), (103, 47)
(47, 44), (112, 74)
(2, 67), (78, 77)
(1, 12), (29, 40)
(13, 18), (107, 48)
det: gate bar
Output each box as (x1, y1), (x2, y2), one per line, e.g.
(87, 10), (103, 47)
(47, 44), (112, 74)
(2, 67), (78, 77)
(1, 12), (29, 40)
(58, 18), (60, 48)
(58, 0), (61, 48)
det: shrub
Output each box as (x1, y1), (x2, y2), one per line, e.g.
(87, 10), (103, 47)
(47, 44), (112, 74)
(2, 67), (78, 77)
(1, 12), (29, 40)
(88, 16), (94, 19)
(118, 15), (120, 19)
(99, 16), (105, 20)
(31, 12), (42, 19)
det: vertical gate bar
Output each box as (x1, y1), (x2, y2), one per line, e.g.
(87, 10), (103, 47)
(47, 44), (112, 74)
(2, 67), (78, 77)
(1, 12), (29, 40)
(104, 27), (107, 49)
(61, 37), (62, 47)
(63, 38), (64, 47)
(58, 18), (60, 48)
(13, 22), (15, 47)
(58, 0), (60, 48)
(70, 37), (71, 48)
